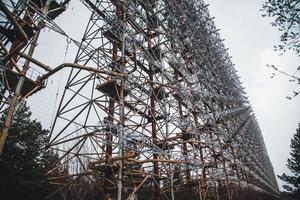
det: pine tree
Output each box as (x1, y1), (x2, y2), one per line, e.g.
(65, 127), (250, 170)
(278, 123), (300, 198)
(0, 102), (54, 199)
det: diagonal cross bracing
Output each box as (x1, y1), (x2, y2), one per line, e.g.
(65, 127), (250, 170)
(0, 0), (279, 199)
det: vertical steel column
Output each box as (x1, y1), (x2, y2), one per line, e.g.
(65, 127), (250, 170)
(193, 112), (206, 200)
(105, 43), (117, 161)
(174, 70), (191, 181)
(150, 57), (160, 200)
(0, 30), (40, 155)
(118, 79), (124, 200)
(117, 2), (127, 199)
(148, 23), (160, 200)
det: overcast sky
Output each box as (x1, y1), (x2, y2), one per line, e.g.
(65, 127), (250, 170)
(206, 0), (300, 190)
(26, 0), (300, 191)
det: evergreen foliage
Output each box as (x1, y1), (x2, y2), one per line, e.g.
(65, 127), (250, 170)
(278, 123), (300, 199)
(0, 102), (54, 200)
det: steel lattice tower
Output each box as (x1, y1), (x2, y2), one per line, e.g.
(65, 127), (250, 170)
(0, 0), (279, 200)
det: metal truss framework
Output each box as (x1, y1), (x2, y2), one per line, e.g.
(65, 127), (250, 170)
(0, 0), (279, 200)
(0, 0), (70, 154)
